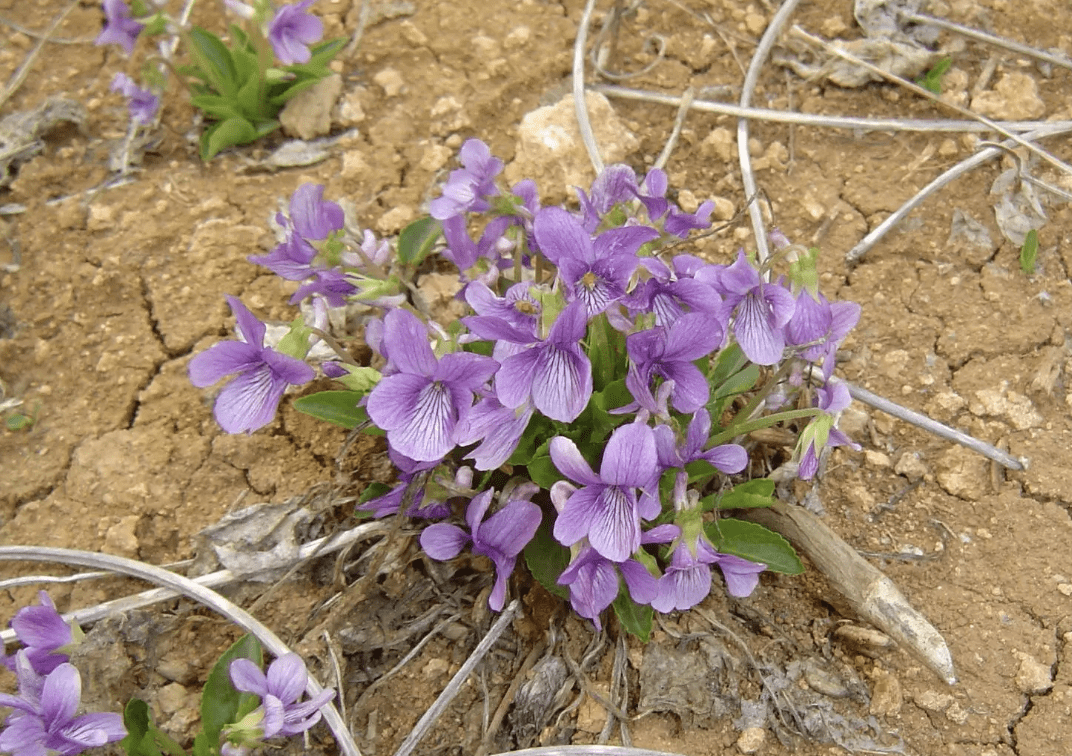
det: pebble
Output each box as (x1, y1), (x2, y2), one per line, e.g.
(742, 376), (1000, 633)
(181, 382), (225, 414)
(869, 671), (903, 717)
(372, 68), (406, 97)
(736, 727), (766, 753)
(894, 451), (928, 482)
(1015, 652), (1053, 695)
(279, 73), (341, 139)
(864, 450), (891, 468)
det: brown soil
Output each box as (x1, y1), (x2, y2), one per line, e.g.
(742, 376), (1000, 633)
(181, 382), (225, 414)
(2, 1), (1072, 755)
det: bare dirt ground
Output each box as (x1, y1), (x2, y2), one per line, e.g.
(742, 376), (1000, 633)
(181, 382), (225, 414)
(2, 1), (1072, 755)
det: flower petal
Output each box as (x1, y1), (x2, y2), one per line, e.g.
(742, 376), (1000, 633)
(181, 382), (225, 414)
(266, 654), (307, 704)
(420, 523), (470, 560)
(229, 658), (268, 696)
(188, 341), (261, 387)
(549, 437), (601, 487)
(599, 423), (657, 487)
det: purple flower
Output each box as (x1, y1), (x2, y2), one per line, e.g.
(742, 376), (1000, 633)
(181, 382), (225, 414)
(430, 139), (503, 220)
(1, 592), (75, 676)
(365, 309), (498, 461)
(468, 300), (592, 423)
(356, 449), (443, 519)
(533, 207), (658, 316)
(421, 487), (542, 610)
(250, 184), (344, 280)
(787, 291), (861, 379)
(229, 654), (335, 739)
(549, 423), (660, 561)
(653, 409), (748, 475)
(267, 0), (323, 65)
(95, 0), (144, 55)
(575, 164), (640, 231)
(0, 653), (126, 756)
(556, 545), (658, 630)
(797, 381), (859, 479)
(625, 313), (724, 414)
(652, 537), (766, 611)
(188, 296), (316, 434)
(453, 397), (534, 471)
(109, 73), (159, 126)
(706, 250), (796, 366)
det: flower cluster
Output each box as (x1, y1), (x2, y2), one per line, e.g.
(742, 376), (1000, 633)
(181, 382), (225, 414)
(95, 0), (342, 158)
(191, 140), (861, 631)
(0, 593), (336, 756)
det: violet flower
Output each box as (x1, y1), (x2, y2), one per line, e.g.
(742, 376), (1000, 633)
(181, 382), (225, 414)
(421, 487), (542, 610)
(109, 73), (159, 126)
(188, 296), (316, 434)
(575, 164), (641, 231)
(267, 0), (323, 65)
(453, 396), (534, 471)
(228, 654), (335, 739)
(250, 184), (344, 280)
(705, 250), (796, 366)
(429, 139), (503, 220)
(95, 0), (144, 55)
(0, 592), (76, 676)
(365, 308), (498, 461)
(625, 312), (725, 414)
(356, 449), (443, 519)
(533, 207), (658, 317)
(467, 300), (592, 423)
(0, 653), (126, 756)
(786, 290), (861, 379)
(555, 544), (658, 630)
(797, 381), (860, 480)
(549, 423), (660, 561)
(653, 409), (748, 475)
(652, 537), (766, 611)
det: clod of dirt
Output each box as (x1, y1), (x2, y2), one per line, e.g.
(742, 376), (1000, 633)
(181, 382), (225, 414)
(934, 444), (988, 500)
(970, 72), (1047, 120)
(505, 91), (640, 207)
(1014, 651), (1054, 695)
(280, 72), (343, 139)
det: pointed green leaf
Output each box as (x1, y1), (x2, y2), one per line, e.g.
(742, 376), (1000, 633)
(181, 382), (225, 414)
(200, 117), (259, 160)
(612, 591), (653, 641)
(293, 390), (370, 430)
(398, 217), (442, 265)
(187, 27), (239, 98)
(523, 515), (570, 599)
(705, 518), (803, 574)
(200, 635), (263, 748)
(1020, 229), (1039, 275)
(704, 478), (775, 511)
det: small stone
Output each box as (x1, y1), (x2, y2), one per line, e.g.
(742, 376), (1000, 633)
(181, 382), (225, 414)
(700, 127), (734, 161)
(279, 73), (342, 139)
(970, 72), (1046, 120)
(712, 196), (735, 221)
(938, 138), (958, 156)
(935, 444), (988, 500)
(914, 690), (953, 712)
(744, 11), (767, 35)
(736, 727), (766, 753)
(87, 203), (115, 231)
(1058, 584), (1072, 597)
(376, 206), (414, 234)
(1015, 652), (1053, 695)
(156, 683), (190, 716)
(894, 451), (928, 482)
(335, 87), (367, 126)
(870, 671), (903, 717)
(103, 516), (140, 558)
(864, 450), (891, 468)
(398, 20), (428, 45)
(422, 658), (449, 678)
(372, 68), (406, 97)
(677, 189), (699, 213)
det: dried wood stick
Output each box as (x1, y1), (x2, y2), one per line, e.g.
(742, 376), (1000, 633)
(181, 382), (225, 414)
(737, 501), (957, 685)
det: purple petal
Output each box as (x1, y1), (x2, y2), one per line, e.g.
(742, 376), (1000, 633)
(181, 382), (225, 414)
(266, 654), (307, 704)
(533, 206), (593, 266)
(188, 341), (264, 388)
(226, 296), (266, 348)
(619, 559), (658, 604)
(465, 489), (495, 535)
(702, 444), (748, 474)
(420, 523), (471, 560)
(477, 500), (542, 558)
(229, 658), (268, 696)
(262, 695), (286, 738)
(733, 291), (787, 366)
(662, 313), (724, 361)
(212, 365), (288, 433)
(495, 347), (539, 409)
(383, 309), (436, 377)
(660, 361), (709, 414)
(717, 555), (766, 597)
(587, 487), (641, 562)
(59, 712), (126, 747)
(40, 663), (80, 725)
(434, 352), (499, 391)
(546, 299), (588, 346)
(599, 423), (657, 487)
(531, 343), (592, 422)
(289, 184), (344, 241)
(365, 373), (425, 431)
(551, 484), (603, 547)
(549, 437), (601, 486)
(386, 381), (459, 461)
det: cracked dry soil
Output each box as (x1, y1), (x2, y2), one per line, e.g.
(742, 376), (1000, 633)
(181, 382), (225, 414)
(2, 0), (1072, 754)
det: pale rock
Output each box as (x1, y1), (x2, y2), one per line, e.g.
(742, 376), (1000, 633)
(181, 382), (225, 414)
(894, 451), (928, 482)
(839, 405), (869, 437)
(335, 87), (368, 126)
(505, 91), (639, 206)
(280, 73), (342, 139)
(419, 142), (453, 172)
(700, 127), (734, 162)
(744, 11), (766, 35)
(340, 149), (369, 179)
(422, 658), (450, 678)
(864, 450), (891, 468)
(430, 95), (472, 135)
(938, 138), (958, 157)
(376, 206), (414, 234)
(87, 203), (115, 231)
(970, 72), (1046, 120)
(821, 17), (848, 36)
(103, 516), (140, 557)
(923, 390), (966, 422)
(398, 20), (428, 46)
(503, 26), (532, 49)
(712, 196), (735, 221)
(1014, 652), (1053, 695)
(914, 690), (953, 712)
(969, 385), (1043, 430)
(869, 670), (903, 717)
(156, 683), (191, 716)
(372, 68), (406, 97)
(935, 445), (988, 500)
(736, 727), (766, 753)
(677, 189), (699, 213)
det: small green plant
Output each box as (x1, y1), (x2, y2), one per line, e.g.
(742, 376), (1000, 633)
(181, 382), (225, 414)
(2, 400), (38, 431)
(916, 56), (952, 94)
(1019, 228), (1039, 274)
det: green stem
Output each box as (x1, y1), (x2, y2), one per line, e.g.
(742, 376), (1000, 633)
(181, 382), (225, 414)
(707, 407), (820, 447)
(734, 358), (796, 422)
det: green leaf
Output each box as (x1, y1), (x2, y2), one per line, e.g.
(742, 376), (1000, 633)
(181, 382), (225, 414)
(119, 698), (188, 756)
(200, 117), (258, 161)
(292, 390), (368, 429)
(334, 366), (381, 393)
(201, 635), (263, 750)
(705, 518), (803, 574)
(1020, 228), (1039, 275)
(398, 217), (442, 265)
(5, 413), (33, 431)
(612, 591), (653, 641)
(189, 94), (245, 122)
(525, 454), (565, 490)
(286, 37), (346, 74)
(187, 27), (239, 98)
(523, 515), (569, 599)
(267, 76), (323, 107)
(916, 56), (952, 94)
(704, 478), (775, 511)
(586, 314), (625, 391)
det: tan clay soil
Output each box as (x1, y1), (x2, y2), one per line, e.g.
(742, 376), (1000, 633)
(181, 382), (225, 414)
(2, 1), (1072, 754)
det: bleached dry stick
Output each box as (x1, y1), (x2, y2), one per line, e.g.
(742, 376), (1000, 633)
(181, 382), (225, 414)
(737, 502), (957, 685)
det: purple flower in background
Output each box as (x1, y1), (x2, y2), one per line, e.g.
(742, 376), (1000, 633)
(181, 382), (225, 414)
(626, 312), (724, 414)
(471, 299), (592, 423)
(797, 381), (859, 479)
(550, 423), (660, 561)
(0, 654), (126, 756)
(534, 207), (658, 316)
(652, 537), (766, 611)
(95, 0), (144, 54)
(250, 184), (344, 280)
(556, 544), (658, 630)
(188, 296), (316, 434)
(575, 164), (640, 231)
(421, 487), (542, 610)
(356, 449), (447, 519)
(0, 592), (75, 676)
(267, 0), (323, 65)
(430, 139), (503, 220)
(109, 73), (159, 126)
(787, 291), (861, 379)
(229, 654), (335, 738)
(365, 308), (498, 461)
(708, 250), (795, 366)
